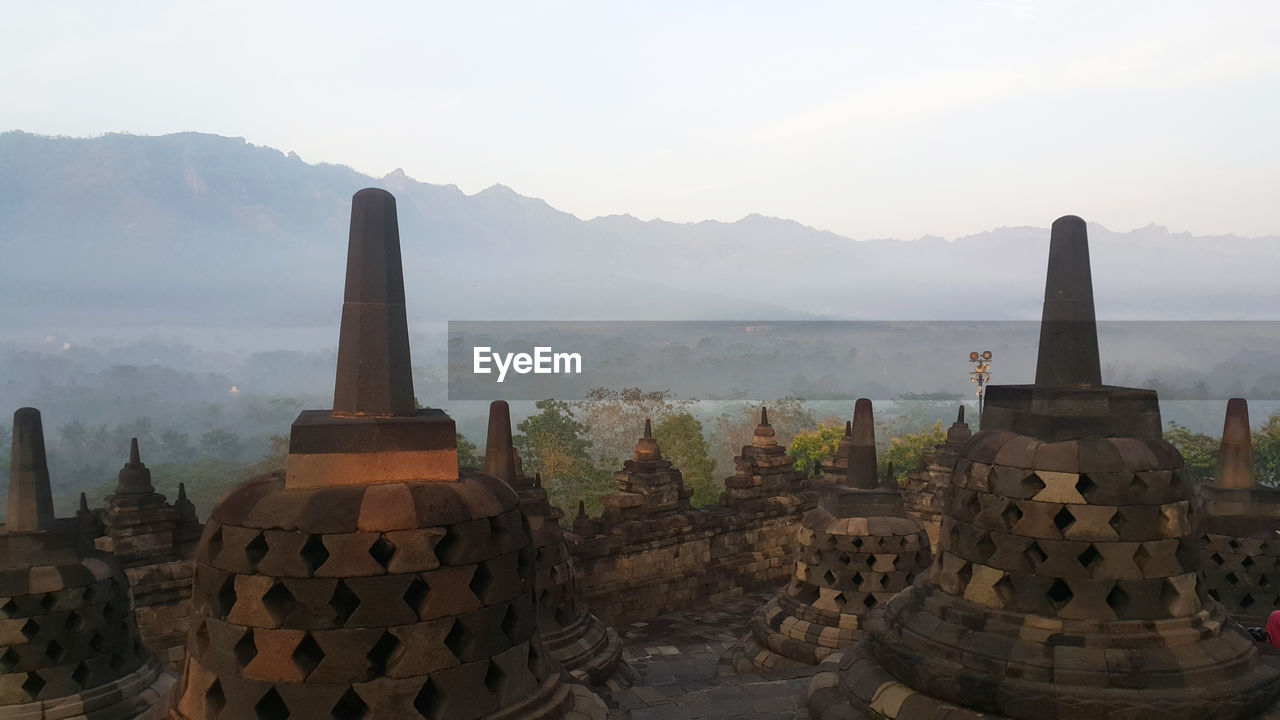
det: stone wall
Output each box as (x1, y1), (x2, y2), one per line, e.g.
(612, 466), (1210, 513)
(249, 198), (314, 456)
(570, 494), (814, 625)
(125, 558), (194, 671)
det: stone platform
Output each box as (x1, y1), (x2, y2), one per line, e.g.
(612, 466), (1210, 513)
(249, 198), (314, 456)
(602, 591), (813, 719)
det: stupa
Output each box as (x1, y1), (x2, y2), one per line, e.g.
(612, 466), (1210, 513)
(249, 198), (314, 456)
(722, 407), (805, 506)
(809, 216), (1280, 720)
(730, 399), (930, 672)
(597, 420), (692, 522)
(0, 407), (173, 719)
(483, 401), (623, 685)
(1198, 398), (1280, 627)
(168, 189), (602, 719)
(816, 421), (854, 484)
(903, 406), (972, 545)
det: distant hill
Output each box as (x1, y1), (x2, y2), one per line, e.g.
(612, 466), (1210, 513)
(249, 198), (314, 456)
(2, 131), (1278, 334)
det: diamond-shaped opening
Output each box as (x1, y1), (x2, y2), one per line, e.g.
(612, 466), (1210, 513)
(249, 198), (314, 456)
(20, 618), (39, 641)
(414, 678), (441, 720)
(1208, 588), (1221, 601)
(64, 610), (83, 632)
(879, 574), (890, 588)
(195, 620), (211, 656)
(956, 561), (973, 592)
(1106, 584), (1130, 617)
(795, 584), (820, 604)
(217, 576), (237, 618)
(838, 552), (852, 566)
(89, 633), (104, 652)
(404, 578), (429, 617)
(833, 592), (847, 609)
(1109, 510), (1127, 535)
(1075, 474), (1097, 499)
(366, 630), (400, 679)
(444, 620), (471, 662)
(1260, 574), (1272, 589)
(1078, 545), (1101, 570)
(1001, 502), (1024, 531)
(500, 604), (521, 642)
(262, 582), (297, 625)
(977, 534), (997, 562)
(484, 658), (506, 696)
(255, 687), (290, 720)
(329, 580), (361, 626)
(291, 632), (325, 679)
(332, 687), (369, 720)
(1176, 538), (1198, 568)
(994, 575), (1016, 608)
(1021, 473), (1046, 496)
(1047, 579), (1074, 608)
(206, 679), (226, 717)
(1160, 578), (1188, 615)
(850, 571), (864, 587)
(863, 594), (878, 609)
(1129, 475), (1148, 496)
(44, 640), (64, 663)
(1132, 544), (1152, 573)
(234, 629), (258, 669)
(1229, 538), (1240, 550)
(300, 534), (329, 576)
(865, 554), (877, 569)
(368, 534), (396, 569)
(852, 537), (864, 549)
(823, 569), (837, 585)
(0, 598), (19, 618)
(22, 671), (46, 699)
(1241, 594), (1256, 609)
(71, 660), (90, 688)
(1226, 572), (1240, 585)
(827, 534), (838, 547)
(0, 647), (19, 672)
(1053, 507), (1075, 534)
(245, 532), (269, 569)
(39, 593), (56, 611)
(1024, 541), (1048, 568)
(1243, 556), (1256, 568)
(470, 562), (493, 602)
(102, 601), (116, 622)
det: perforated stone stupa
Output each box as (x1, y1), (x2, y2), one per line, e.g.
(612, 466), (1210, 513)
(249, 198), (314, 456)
(722, 407), (805, 506)
(483, 401), (623, 685)
(169, 188), (602, 720)
(730, 399), (930, 672)
(1198, 398), (1280, 627)
(903, 406), (971, 545)
(1, 407), (173, 719)
(810, 216), (1280, 720)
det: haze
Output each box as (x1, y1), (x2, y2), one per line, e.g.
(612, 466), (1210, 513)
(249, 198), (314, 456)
(4, 1), (1278, 240)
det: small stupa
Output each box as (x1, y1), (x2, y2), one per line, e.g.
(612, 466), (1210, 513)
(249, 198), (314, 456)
(0, 407), (173, 719)
(730, 399), (930, 672)
(597, 420), (692, 522)
(722, 407), (805, 506)
(903, 405), (972, 545)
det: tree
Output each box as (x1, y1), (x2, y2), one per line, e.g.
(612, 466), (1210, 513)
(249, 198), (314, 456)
(456, 432), (482, 468)
(1164, 421), (1218, 482)
(158, 429), (194, 463)
(654, 413), (717, 506)
(883, 421), (947, 482)
(574, 387), (692, 471)
(515, 400), (612, 514)
(1254, 412), (1280, 487)
(788, 423), (847, 477)
(200, 429), (243, 460)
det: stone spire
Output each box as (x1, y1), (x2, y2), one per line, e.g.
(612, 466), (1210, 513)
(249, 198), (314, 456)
(722, 405), (803, 505)
(634, 418), (661, 461)
(7, 407), (54, 531)
(332, 187), (415, 417)
(1217, 397), (1254, 489)
(115, 437), (155, 495)
(846, 398), (878, 490)
(945, 404), (971, 446)
(484, 399), (519, 485)
(1034, 214), (1101, 387)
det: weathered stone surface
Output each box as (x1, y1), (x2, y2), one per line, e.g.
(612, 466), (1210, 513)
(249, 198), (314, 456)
(722, 407), (806, 507)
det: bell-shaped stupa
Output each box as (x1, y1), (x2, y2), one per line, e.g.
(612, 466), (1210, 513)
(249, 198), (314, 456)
(169, 189), (602, 719)
(809, 216), (1280, 720)
(1, 407), (173, 719)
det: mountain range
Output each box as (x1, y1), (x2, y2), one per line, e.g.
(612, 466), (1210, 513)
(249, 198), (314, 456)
(2, 130), (1277, 339)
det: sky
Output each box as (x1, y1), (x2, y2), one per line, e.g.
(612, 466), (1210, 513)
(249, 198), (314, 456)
(3, 1), (1279, 240)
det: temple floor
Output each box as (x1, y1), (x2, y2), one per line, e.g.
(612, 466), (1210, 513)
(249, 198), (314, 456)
(600, 590), (813, 719)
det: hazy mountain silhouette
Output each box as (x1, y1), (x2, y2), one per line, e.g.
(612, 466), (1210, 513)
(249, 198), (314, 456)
(2, 130), (1277, 335)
